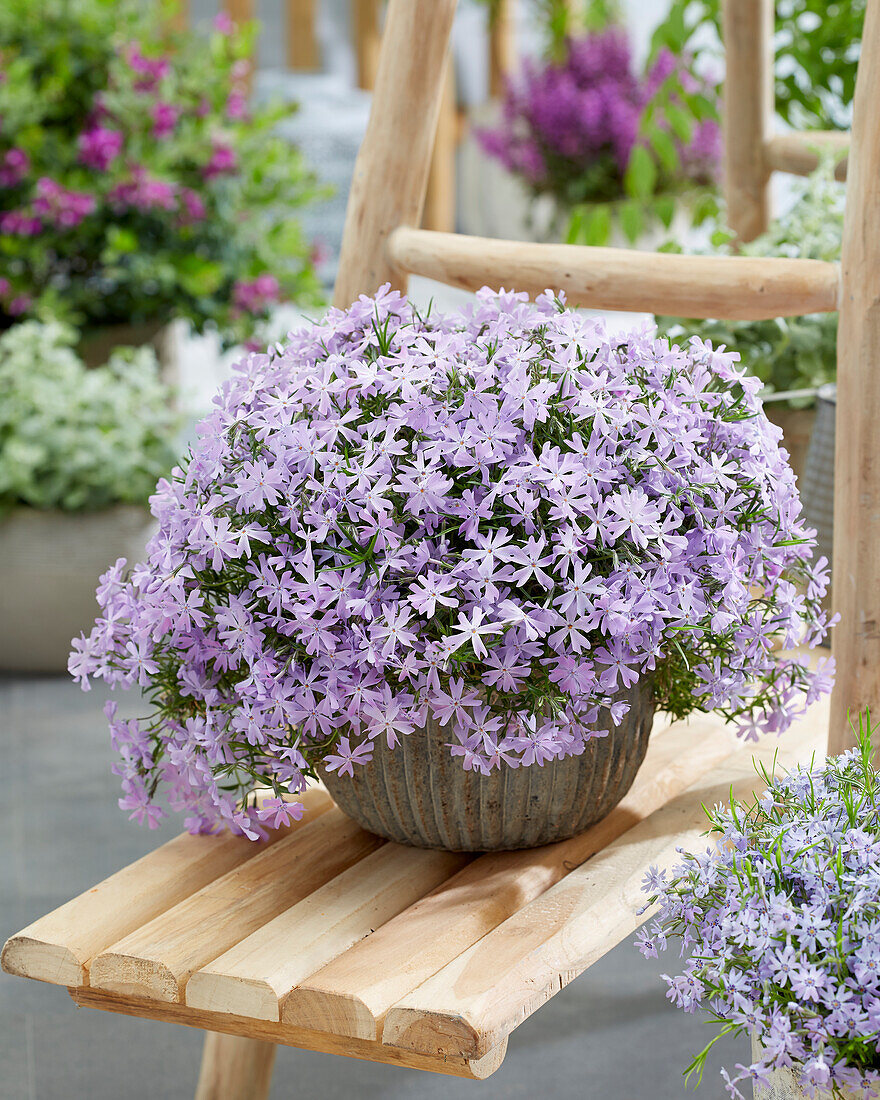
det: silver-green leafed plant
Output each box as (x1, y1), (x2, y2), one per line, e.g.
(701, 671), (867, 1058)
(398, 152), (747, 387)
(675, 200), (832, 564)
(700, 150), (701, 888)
(0, 320), (179, 515)
(657, 160), (844, 406)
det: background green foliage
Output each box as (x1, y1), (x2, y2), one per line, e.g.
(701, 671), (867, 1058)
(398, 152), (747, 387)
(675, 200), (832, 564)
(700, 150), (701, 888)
(0, 0), (324, 346)
(657, 163), (844, 403)
(0, 321), (179, 513)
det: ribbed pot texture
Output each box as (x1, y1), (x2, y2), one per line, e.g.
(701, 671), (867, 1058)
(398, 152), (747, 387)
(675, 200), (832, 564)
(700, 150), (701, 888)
(320, 678), (655, 851)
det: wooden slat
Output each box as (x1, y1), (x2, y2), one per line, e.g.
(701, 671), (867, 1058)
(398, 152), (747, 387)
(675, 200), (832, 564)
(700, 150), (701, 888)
(723, 0), (773, 241)
(386, 228), (841, 321)
(764, 132), (849, 181)
(69, 987), (508, 1080)
(287, 0), (319, 71)
(352, 0), (382, 91)
(488, 0), (515, 99)
(187, 844), (469, 1020)
(383, 703), (827, 1060)
(0, 788), (332, 988)
(281, 712), (741, 1040)
(332, 0), (457, 308)
(88, 809), (382, 1003)
(828, 0), (880, 753)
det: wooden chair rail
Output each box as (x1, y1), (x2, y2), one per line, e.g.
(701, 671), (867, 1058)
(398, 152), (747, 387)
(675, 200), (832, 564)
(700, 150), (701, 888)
(763, 132), (850, 181)
(387, 227), (841, 320)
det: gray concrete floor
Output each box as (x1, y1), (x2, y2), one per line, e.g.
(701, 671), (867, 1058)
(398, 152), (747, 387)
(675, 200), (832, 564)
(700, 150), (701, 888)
(1, 675), (740, 1099)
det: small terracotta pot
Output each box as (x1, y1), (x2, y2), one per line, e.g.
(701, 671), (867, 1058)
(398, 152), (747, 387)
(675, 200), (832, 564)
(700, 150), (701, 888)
(321, 678), (655, 851)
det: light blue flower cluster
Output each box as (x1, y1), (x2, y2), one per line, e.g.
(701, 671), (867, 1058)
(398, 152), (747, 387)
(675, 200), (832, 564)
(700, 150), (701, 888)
(641, 719), (880, 1099)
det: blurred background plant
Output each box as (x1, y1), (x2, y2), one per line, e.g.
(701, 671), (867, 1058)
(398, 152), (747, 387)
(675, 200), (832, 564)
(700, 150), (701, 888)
(0, 0), (324, 351)
(474, 7), (721, 246)
(652, 0), (864, 130)
(657, 160), (843, 406)
(0, 320), (179, 515)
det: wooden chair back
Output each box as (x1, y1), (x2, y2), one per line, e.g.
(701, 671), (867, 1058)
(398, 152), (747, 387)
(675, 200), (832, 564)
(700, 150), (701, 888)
(332, 0), (880, 755)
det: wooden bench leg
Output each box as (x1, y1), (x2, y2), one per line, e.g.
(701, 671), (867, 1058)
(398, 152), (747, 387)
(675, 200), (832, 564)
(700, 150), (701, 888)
(195, 1032), (277, 1100)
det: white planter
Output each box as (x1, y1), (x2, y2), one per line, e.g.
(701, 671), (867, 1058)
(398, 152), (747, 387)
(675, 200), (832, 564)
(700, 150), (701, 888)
(0, 506), (154, 673)
(458, 102), (708, 250)
(751, 1036), (866, 1099)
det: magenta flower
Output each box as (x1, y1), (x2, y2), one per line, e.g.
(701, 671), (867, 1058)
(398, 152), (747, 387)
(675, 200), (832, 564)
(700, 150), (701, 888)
(78, 127), (123, 170)
(0, 147), (29, 187)
(150, 101), (179, 139)
(32, 177), (96, 228)
(204, 142), (237, 179)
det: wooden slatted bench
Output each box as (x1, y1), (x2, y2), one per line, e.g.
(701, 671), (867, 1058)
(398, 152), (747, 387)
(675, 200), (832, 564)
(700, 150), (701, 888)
(3, 702), (827, 1089)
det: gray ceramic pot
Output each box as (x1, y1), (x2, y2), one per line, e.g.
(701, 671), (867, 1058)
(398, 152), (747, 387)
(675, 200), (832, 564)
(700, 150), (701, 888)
(321, 678), (655, 851)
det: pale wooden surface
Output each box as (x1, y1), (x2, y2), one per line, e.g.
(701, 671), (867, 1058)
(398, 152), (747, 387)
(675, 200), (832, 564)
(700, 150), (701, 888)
(383, 704), (827, 1059)
(352, 0), (382, 91)
(0, 787), (331, 989)
(422, 59), (457, 234)
(387, 227), (840, 320)
(764, 132), (849, 181)
(286, 0), (319, 71)
(488, 0), (515, 99)
(195, 1032), (277, 1100)
(828, 0), (880, 753)
(4, 702), (828, 1078)
(332, 0), (457, 308)
(723, 0), (773, 241)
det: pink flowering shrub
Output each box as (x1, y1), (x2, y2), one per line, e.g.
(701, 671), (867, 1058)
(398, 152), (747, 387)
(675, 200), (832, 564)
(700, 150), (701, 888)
(71, 288), (833, 838)
(477, 29), (721, 243)
(639, 715), (880, 1100)
(0, 0), (321, 345)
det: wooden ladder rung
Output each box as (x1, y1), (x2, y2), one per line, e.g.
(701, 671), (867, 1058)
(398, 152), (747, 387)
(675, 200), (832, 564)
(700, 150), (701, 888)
(763, 131), (850, 181)
(387, 227), (841, 320)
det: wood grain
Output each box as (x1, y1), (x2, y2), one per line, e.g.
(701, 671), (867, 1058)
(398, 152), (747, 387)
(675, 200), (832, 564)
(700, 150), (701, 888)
(384, 703), (828, 1059)
(88, 809), (382, 1002)
(0, 788), (331, 988)
(187, 844), (468, 1020)
(352, 0), (382, 91)
(387, 227), (840, 321)
(281, 712), (741, 1039)
(286, 0), (319, 71)
(723, 0), (773, 241)
(195, 1033), (276, 1100)
(829, 0), (880, 752)
(764, 132), (849, 182)
(488, 0), (515, 99)
(422, 59), (457, 234)
(69, 987), (508, 1080)
(332, 0), (457, 308)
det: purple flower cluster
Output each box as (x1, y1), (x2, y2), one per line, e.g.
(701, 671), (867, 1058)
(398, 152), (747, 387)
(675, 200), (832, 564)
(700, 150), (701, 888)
(78, 126), (123, 171)
(31, 177), (96, 229)
(70, 288), (831, 838)
(477, 30), (720, 205)
(233, 274), (281, 315)
(639, 718), (880, 1099)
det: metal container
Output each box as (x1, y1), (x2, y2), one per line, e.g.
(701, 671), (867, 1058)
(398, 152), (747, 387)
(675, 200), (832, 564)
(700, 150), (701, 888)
(321, 678), (655, 851)
(798, 383), (836, 574)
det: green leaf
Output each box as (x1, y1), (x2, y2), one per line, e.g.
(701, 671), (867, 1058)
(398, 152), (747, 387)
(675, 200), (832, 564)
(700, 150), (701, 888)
(624, 145), (658, 201)
(648, 126), (679, 174)
(583, 203), (612, 246)
(619, 200), (644, 244)
(106, 227), (138, 255)
(654, 194), (676, 229)
(175, 256), (225, 298)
